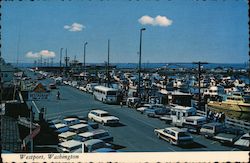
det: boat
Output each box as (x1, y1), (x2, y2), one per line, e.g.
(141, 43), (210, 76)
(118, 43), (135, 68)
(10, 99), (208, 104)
(208, 92), (250, 112)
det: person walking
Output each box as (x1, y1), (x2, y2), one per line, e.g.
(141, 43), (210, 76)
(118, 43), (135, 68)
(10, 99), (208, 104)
(57, 91), (60, 100)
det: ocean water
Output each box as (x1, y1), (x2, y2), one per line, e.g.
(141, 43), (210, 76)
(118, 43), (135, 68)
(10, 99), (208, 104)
(13, 62), (249, 70)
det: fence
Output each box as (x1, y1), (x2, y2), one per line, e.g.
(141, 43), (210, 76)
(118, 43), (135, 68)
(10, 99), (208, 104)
(196, 110), (250, 131)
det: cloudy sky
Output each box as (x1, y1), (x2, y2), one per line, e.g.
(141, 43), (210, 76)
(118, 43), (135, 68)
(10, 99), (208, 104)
(2, 0), (249, 64)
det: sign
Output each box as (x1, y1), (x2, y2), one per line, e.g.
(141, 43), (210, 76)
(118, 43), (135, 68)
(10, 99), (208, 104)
(28, 92), (49, 100)
(33, 83), (47, 92)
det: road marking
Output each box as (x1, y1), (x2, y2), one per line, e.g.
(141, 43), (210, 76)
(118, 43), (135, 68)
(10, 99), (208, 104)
(210, 141), (217, 144)
(32, 101), (40, 113)
(167, 147), (176, 152)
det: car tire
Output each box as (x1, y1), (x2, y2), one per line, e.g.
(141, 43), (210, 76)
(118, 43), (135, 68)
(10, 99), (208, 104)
(170, 139), (174, 145)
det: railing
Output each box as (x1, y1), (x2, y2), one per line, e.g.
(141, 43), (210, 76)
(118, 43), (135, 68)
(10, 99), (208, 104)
(196, 110), (250, 131)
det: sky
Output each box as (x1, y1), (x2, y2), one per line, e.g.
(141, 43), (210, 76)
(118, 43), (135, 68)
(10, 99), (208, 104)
(1, 0), (249, 64)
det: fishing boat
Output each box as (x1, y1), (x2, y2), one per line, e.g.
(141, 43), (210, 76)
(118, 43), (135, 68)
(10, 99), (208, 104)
(208, 92), (250, 112)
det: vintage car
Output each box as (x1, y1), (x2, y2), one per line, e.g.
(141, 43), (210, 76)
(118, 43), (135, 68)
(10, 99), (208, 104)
(80, 139), (115, 153)
(88, 109), (119, 125)
(154, 127), (193, 146)
(74, 129), (113, 143)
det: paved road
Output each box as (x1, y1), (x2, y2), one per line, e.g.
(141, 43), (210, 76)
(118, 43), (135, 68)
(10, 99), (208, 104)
(24, 70), (239, 152)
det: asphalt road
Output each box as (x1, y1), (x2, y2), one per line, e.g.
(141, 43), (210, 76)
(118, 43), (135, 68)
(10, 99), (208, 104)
(23, 70), (240, 152)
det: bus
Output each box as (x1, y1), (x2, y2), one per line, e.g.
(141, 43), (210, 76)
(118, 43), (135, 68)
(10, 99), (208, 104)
(93, 86), (118, 104)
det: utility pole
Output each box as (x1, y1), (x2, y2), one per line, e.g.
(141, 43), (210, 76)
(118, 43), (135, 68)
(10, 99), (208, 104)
(107, 39), (110, 87)
(193, 61), (208, 111)
(138, 28), (146, 98)
(30, 106), (33, 153)
(60, 48), (63, 68)
(83, 42), (88, 77)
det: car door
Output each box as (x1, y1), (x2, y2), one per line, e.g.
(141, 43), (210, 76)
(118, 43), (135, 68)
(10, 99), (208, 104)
(95, 113), (102, 123)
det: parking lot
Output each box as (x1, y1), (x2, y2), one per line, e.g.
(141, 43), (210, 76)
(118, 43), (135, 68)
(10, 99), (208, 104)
(26, 77), (240, 152)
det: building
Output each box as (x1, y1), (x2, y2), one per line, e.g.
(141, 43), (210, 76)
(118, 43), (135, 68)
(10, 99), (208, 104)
(0, 57), (16, 83)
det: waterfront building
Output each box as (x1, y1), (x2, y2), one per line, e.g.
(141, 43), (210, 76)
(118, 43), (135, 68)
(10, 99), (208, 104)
(0, 57), (16, 83)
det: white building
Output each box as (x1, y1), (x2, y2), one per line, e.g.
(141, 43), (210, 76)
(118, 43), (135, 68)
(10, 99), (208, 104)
(0, 57), (16, 83)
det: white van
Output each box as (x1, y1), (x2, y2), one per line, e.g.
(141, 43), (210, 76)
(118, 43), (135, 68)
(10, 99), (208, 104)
(182, 116), (207, 133)
(154, 127), (193, 146)
(170, 105), (196, 127)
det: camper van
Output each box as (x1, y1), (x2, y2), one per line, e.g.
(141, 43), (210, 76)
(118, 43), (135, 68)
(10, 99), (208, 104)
(182, 116), (207, 133)
(170, 105), (196, 127)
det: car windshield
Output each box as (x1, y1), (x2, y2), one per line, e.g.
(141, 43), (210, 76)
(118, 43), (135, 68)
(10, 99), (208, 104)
(178, 132), (189, 138)
(241, 136), (250, 140)
(91, 142), (106, 151)
(100, 113), (110, 117)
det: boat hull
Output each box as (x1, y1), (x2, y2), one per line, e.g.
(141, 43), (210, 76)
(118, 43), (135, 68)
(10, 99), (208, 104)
(208, 101), (250, 112)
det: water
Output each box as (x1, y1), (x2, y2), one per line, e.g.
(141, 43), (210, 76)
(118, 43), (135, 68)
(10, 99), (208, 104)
(12, 62), (248, 70)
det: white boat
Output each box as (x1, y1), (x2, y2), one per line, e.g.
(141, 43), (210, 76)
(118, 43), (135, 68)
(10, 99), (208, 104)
(208, 92), (250, 112)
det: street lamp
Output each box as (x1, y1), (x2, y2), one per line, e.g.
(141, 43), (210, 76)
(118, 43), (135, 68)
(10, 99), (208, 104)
(83, 42), (88, 77)
(138, 28), (146, 98)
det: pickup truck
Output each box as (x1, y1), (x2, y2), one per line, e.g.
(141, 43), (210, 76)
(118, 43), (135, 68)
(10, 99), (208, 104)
(213, 127), (244, 145)
(200, 123), (244, 145)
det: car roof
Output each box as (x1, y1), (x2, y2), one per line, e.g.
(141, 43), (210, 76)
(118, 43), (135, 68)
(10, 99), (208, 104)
(185, 116), (206, 120)
(203, 122), (223, 127)
(83, 139), (104, 146)
(90, 110), (108, 114)
(165, 127), (186, 133)
(78, 129), (107, 137)
(63, 118), (79, 122)
(69, 123), (89, 129)
(54, 123), (67, 128)
(59, 140), (82, 148)
(58, 131), (77, 138)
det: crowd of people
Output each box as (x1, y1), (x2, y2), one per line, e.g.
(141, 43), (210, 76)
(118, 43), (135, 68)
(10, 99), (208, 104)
(206, 109), (226, 123)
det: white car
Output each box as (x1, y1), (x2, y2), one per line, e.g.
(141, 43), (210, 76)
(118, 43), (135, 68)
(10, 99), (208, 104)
(88, 110), (119, 125)
(154, 127), (193, 146)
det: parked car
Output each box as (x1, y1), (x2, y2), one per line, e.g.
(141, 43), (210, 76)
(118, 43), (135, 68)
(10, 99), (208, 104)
(154, 127), (193, 146)
(182, 116), (207, 133)
(88, 109), (119, 126)
(74, 129), (113, 143)
(58, 131), (77, 142)
(144, 104), (170, 117)
(126, 97), (141, 108)
(234, 133), (250, 150)
(49, 83), (57, 89)
(57, 140), (82, 153)
(63, 118), (80, 126)
(80, 139), (115, 153)
(52, 123), (70, 133)
(213, 127), (244, 145)
(200, 122), (225, 138)
(137, 104), (153, 113)
(69, 123), (94, 134)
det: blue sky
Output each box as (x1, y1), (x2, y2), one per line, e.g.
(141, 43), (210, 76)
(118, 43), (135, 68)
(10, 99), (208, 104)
(2, 0), (249, 64)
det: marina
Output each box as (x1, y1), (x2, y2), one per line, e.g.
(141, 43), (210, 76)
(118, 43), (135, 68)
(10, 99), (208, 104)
(1, 61), (249, 153)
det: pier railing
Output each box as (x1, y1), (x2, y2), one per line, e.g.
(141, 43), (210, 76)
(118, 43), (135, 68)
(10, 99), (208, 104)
(196, 110), (250, 131)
